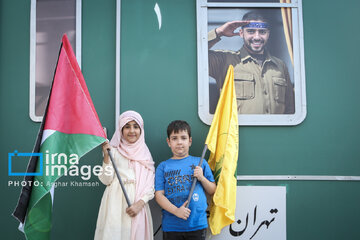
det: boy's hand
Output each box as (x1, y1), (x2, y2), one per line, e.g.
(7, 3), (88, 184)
(194, 166), (205, 182)
(175, 201), (191, 220)
(194, 166), (217, 195)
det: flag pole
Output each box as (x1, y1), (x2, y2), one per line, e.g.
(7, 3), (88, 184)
(107, 148), (131, 207)
(186, 144), (208, 208)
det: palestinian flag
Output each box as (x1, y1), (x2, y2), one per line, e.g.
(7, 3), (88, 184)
(12, 34), (106, 240)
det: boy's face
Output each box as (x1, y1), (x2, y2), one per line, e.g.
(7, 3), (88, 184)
(167, 130), (192, 159)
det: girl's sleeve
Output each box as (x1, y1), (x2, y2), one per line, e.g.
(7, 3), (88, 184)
(98, 160), (115, 185)
(140, 185), (155, 204)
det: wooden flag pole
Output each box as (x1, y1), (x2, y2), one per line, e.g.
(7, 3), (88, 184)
(107, 148), (131, 207)
(186, 145), (208, 208)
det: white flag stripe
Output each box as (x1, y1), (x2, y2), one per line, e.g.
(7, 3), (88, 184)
(41, 129), (56, 145)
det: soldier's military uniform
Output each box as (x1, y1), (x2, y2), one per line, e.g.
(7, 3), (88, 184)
(208, 29), (295, 114)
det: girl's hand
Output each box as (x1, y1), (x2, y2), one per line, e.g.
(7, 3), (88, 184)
(102, 141), (110, 153)
(102, 141), (110, 163)
(126, 200), (145, 217)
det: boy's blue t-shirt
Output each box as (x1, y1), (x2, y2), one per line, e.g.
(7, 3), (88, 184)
(155, 155), (215, 232)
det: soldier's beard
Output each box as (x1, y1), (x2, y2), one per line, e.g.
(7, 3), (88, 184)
(245, 39), (266, 54)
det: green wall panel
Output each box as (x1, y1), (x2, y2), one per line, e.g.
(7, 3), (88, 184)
(0, 0), (359, 239)
(120, 0), (201, 163)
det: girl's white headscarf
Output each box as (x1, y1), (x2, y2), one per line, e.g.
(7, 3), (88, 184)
(109, 110), (154, 240)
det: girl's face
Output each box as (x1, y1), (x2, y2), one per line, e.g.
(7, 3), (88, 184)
(122, 120), (141, 143)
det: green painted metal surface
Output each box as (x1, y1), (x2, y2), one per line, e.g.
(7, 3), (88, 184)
(1, 0), (359, 239)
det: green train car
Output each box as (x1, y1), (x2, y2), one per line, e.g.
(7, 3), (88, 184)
(1, 0), (359, 239)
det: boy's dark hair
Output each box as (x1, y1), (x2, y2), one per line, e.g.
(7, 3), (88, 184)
(167, 120), (191, 138)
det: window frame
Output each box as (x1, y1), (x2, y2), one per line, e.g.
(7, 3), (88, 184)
(196, 0), (306, 126)
(29, 0), (82, 122)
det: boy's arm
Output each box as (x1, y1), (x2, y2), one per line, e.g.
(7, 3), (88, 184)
(194, 166), (216, 195)
(155, 190), (191, 220)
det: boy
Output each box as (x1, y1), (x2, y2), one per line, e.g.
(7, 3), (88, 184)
(155, 120), (216, 240)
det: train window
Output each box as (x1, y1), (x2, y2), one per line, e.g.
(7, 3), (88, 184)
(29, 0), (81, 122)
(196, 0), (306, 126)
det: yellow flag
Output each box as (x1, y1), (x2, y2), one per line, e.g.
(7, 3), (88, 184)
(206, 65), (239, 235)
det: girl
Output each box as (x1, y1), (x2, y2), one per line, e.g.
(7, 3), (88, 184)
(94, 111), (155, 240)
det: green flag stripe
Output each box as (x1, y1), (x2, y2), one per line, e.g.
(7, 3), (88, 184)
(24, 131), (105, 239)
(28, 131), (105, 209)
(24, 193), (52, 240)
